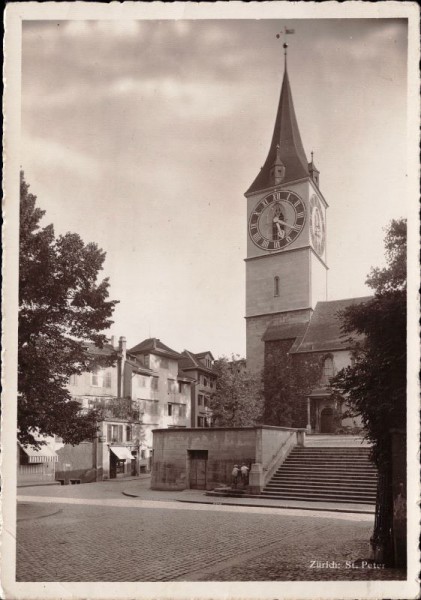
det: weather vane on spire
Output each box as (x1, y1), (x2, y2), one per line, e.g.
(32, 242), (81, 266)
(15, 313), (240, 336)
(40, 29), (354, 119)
(276, 26), (295, 67)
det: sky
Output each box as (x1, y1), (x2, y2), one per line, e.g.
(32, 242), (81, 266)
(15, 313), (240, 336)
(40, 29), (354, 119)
(21, 17), (409, 358)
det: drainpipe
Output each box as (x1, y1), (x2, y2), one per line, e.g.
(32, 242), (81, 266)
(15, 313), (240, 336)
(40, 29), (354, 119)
(118, 336), (127, 398)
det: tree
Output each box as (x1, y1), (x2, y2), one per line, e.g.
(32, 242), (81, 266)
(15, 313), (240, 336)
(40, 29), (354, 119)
(209, 356), (263, 427)
(332, 219), (406, 565)
(18, 173), (119, 447)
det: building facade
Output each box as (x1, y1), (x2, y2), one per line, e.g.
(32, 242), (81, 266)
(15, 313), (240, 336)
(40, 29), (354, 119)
(54, 336), (201, 483)
(245, 49), (366, 433)
(179, 350), (217, 428)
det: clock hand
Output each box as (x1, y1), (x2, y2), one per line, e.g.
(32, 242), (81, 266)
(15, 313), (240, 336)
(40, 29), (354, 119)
(273, 218), (291, 228)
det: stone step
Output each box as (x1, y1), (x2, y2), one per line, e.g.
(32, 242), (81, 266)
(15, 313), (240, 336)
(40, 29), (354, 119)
(282, 461), (374, 468)
(260, 492), (375, 505)
(270, 475), (378, 484)
(278, 468), (377, 476)
(265, 482), (377, 492)
(287, 448), (372, 454)
(260, 489), (376, 503)
(267, 477), (377, 488)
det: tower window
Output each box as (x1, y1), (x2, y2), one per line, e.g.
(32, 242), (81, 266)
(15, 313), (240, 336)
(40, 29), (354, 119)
(274, 276), (280, 297)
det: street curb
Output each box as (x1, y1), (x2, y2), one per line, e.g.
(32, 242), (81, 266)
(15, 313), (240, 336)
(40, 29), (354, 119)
(121, 490), (374, 515)
(176, 499), (375, 515)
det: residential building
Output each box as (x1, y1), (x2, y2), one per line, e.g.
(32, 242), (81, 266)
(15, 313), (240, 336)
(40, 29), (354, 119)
(128, 338), (194, 444)
(179, 350), (217, 427)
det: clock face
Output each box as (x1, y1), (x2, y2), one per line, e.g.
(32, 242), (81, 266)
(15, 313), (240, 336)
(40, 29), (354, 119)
(309, 195), (326, 256)
(248, 190), (306, 251)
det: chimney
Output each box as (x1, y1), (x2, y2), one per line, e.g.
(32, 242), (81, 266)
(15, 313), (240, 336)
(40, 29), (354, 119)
(119, 336), (127, 358)
(110, 335), (116, 348)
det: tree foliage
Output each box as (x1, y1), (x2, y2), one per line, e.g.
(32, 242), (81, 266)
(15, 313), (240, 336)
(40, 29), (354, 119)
(332, 219), (406, 565)
(332, 219), (406, 466)
(18, 173), (119, 447)
(209, 356), (263, 427)
(263, 341), (323, 427)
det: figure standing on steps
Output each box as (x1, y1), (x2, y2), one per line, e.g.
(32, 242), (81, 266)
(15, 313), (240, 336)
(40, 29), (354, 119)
(240, 463), (250, 486)
(231, 464), (240, 488)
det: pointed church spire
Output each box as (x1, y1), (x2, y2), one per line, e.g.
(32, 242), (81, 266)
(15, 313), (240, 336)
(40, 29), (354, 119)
(246, 44), (310, 195)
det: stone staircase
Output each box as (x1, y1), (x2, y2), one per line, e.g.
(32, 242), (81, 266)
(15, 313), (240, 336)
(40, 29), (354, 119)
(260, 444), (377, 504)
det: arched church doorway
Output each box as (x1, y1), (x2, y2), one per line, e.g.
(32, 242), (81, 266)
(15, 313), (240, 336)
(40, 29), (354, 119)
(320, 407), (334, 433)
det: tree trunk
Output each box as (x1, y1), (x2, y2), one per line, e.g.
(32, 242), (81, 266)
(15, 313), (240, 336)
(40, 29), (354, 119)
(370, 460), (394, 566)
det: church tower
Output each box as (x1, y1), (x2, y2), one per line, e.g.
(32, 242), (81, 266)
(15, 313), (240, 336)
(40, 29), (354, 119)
(245, 45), (328, 373)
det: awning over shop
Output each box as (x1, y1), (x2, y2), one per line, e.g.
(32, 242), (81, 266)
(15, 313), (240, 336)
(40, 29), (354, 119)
(20, 444), (58, 463)
(110, 446), (134, 461)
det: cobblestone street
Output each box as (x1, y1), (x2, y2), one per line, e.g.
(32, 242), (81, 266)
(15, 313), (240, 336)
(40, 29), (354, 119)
(16, 485), (406, 582)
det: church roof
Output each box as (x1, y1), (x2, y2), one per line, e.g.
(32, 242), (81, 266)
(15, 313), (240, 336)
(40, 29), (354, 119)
(292, 296), (373, 354)
(246, 65), (310, 195)
(262, 321), (308, 342)
(128, 337), (182, 359)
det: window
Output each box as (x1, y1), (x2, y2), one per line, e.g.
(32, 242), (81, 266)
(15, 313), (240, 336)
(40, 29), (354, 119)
(138, 375), (146, 387)
(321, 357), (335, 384)
(198, 416), (205, 427)
(179, 404), (186, 418)
(204, 377), (208, 387)
(107, 424), (123, 443)
(126, 426), (132, 442)
(91, 370), (100, 386)
(167, 403), (173, 416)
(104, 372), (112, 388)
(160, 357), (169, 369)
(168, 379), (178, 393)
(140, 449), (146, 460)
(204, 397), (209, 408)
(69, 374), (78, 386)
(198, 394), (204, 406)
(151, 377), (158, 391)
(274, 276), (280, 297)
